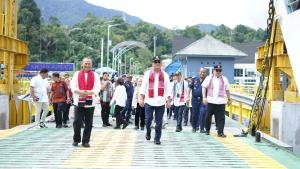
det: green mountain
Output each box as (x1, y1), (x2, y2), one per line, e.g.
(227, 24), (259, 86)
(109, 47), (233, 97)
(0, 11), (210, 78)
(34, 0), (142, 25)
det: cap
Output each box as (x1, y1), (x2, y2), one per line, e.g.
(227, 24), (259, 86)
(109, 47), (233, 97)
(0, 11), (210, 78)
(214, 65), (222, 69)
(127, 74), (132, 78)
(152, 56), (161, 62)
(174, 71), (181, 75)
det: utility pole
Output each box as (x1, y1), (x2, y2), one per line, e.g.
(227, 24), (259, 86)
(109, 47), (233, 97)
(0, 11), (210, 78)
(153, 36), (157, 57)
(100, 38), (104, 68)
(106, 25), (111, 67)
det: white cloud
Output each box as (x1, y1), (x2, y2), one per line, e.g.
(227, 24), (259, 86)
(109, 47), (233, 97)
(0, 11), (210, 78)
(86, 0), (269, 29)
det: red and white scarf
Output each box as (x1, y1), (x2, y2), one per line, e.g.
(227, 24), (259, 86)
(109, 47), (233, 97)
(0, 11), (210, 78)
(148, 70), (164, 98)
(78, 70), (95, 106)
(173, 81), (185, 102)
(207, 75), (225, 97)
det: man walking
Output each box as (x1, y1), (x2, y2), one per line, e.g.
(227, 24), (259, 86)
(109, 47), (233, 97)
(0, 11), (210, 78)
(50, 72), (70, 128)
(100, 72), (112, 127)
(140, 56), (171, 145)
(172, 71), (188, 132)
(70, 57), (100, 147)
(30, 68), (50, 128)
(187, 68), (207, 133)
(122, 74), (134, 123)
(202, 65), (231, 137)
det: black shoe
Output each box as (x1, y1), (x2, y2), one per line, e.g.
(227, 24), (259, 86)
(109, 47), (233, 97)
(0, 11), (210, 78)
(175, 128), (182, 132)
(106, 123), (112, 126)
(72, 142), (79, 147)
(114, 126), (121, 129)
(200, 129), (206, 133)
(82, 143), (90, 148)
(141, 127), (144, 131)
(218, 133), (227, 138)
(122, 122), (129, 129)
(102, 124), (107, 127)
(145, 132), (151, 140)
(183, 122), (187, 126)
(39, 122), (48, 128)
(206, 131), (210, 135)
(56, 125), (62, 128)
(134, 126), (139, 130)
(192, 128), (196, 133)
(63, 123), (69, 128)
(196, 127), (199, 131)
(154, 140), (161, 145)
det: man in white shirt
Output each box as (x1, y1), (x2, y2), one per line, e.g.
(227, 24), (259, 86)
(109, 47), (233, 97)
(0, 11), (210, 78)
(70, 57), (101, 147)
(172, 71), (189, 132)
(202, 65), (231, 137)
(30, 68), (51, 128)
(140, 56), (171, 145)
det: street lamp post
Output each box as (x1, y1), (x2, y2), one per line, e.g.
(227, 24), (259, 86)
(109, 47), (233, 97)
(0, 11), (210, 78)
(106, 24), (122, 67)
(129, 58), (133, 74)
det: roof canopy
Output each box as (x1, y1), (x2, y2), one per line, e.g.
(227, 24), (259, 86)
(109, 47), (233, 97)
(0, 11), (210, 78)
(175, 35), (247, 58)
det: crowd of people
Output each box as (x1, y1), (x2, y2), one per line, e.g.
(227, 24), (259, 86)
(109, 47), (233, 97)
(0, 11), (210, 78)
(29, 56), (231, 148)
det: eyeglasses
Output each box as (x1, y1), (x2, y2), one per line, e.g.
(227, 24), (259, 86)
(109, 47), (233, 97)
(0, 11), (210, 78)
(215, 69), (222, 72)
(153, 60), (161, 64)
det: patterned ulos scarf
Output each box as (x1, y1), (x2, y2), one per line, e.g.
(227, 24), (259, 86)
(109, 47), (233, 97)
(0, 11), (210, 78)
(148, 70), (164, 98)
(78, 70), (95, 106)
(207, 75), (225, 97)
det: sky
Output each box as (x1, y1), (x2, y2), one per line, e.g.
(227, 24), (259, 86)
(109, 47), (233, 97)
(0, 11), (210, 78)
(86, 0), (270, 30)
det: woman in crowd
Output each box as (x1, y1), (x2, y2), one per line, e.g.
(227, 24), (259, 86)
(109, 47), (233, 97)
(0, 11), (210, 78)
(110, 77), (128, 129)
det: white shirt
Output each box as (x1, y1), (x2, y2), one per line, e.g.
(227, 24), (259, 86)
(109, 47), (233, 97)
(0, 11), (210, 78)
(172, 80), (189, 106)
(132, 86), (141, 108)
(70, 71), (101, 107)
(140, 70), (171, 107)
(202, 75), (230, 104)
(110, 85), (127, 107)
(30, 75), (50, 102)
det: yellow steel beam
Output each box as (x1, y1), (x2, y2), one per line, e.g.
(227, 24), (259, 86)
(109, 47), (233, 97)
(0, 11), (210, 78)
(0, 0), (3, 35)
(5, 0), (11, 36)
(239, 102), (243, 124)
(0, 35), (28, 55)
(11, 0), (17, 38)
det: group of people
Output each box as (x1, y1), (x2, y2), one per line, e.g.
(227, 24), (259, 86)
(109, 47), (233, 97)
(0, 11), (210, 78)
(29, 55), (231, 148)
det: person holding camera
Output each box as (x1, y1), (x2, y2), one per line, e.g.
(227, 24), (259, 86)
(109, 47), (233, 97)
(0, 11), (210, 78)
(172, 71), (189, 132)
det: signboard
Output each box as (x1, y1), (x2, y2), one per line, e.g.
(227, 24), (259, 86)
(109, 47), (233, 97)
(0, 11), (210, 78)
(23, 63), (75, 72)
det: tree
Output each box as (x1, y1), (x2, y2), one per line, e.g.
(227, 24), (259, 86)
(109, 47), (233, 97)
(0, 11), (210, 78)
(179, 25), (204, 39)
(211, 24), (232, 44)
(18, 0), (41, 57)
(232, 25), (260, 43)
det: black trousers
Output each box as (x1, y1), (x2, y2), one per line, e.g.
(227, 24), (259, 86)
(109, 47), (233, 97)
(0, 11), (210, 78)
(73, 106), (95, 144)
(115, 105), (126, 127)
(100, 101), (110, 125)
(205, 103), (225, 135)
(135, 103), (145, 127)
(53, 102), (67, 126)
(65, 103), (71, 122)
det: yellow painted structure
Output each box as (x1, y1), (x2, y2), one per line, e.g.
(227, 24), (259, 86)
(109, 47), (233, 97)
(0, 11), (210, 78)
(0, 0), (29, 128)
(255, 18), (300, 132)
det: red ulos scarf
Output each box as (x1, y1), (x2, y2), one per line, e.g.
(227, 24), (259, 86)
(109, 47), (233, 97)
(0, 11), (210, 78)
(78, 70), (95, 106)
(207, 75), (225, 97)
(148, 70), (164, 98)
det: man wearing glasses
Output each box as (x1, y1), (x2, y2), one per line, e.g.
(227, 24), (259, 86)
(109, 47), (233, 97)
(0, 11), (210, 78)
(201, 65), (231, 137)
(140, 56), (171, 145)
